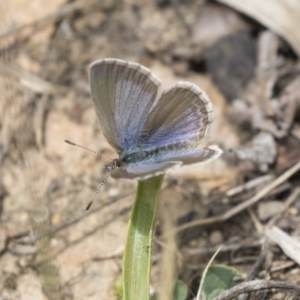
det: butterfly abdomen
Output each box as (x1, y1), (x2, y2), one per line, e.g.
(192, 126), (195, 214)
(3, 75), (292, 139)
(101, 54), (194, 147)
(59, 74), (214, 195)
(121, 142), (191, 165)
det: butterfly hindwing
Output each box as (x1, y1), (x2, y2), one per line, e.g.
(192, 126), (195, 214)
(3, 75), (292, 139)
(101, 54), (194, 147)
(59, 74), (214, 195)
(111, 161), (181, 180)
(139, 82), (214, 149)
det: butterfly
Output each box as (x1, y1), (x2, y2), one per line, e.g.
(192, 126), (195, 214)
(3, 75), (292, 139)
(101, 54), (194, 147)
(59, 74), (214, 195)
(89, 58), (222, 180)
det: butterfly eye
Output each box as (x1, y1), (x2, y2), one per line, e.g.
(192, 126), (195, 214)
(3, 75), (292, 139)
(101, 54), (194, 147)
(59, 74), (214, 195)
(122, 154), (133, 164)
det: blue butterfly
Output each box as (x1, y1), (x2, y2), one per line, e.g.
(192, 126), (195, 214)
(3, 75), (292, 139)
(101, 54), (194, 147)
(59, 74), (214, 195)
(89, 58), (222, 180)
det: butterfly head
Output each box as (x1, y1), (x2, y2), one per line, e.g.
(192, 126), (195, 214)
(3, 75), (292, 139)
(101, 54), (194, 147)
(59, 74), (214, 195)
(105, 158), (122, 171)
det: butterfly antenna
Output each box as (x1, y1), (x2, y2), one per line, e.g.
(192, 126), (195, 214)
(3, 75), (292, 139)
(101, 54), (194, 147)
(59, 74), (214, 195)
(85, 171), (111, 212)
(65, 140), (106, 158)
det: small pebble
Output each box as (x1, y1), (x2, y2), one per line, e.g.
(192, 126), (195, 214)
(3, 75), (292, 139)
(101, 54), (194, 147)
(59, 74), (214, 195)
(209, 230), (223, 244)
(258, 201), (285, 221)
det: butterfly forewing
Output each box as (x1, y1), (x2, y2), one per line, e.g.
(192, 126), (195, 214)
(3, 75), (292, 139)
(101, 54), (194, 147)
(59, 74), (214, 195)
(89, 58), (162, 153)
(161, 145), (222, 165)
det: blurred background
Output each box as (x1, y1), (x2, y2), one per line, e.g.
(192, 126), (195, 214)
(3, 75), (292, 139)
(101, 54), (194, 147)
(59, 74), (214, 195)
(0, 0), (300, 299)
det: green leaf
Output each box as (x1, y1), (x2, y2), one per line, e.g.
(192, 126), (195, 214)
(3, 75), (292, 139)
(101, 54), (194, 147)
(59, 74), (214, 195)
(151, 280), (188, 300)
(113, 276), (123, 300)
(123, 175), (164, 300)
(201, 264), (240, 300)
(173, 280), (188, 300)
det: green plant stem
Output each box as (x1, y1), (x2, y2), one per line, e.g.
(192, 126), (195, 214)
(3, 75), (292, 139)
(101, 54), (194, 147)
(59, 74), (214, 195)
(123, 175), (164, 300)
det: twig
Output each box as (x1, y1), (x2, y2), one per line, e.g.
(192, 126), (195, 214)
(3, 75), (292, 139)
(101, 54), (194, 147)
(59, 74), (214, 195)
(183, 237), (263, 256)
(0, 0), (97, 39)
(196, 246), (222, 300)
(0, 62), (54, 93)
(266, 226), (300, 265)
(226, 174), (274, 197)
(91, 246), (124, 261)
(247, 238), (269, 281)
(174, 160), (300, 233)
(248, 207), (263, 234)
(270, 261), (295, 273)
(16, 181), (173, 244)
(15, 191), (133, 244)
(214, 280), (300, 300)
(265, 187), (300, 229)
(237, 238), (270, 300)
(170, 0), (191, 34)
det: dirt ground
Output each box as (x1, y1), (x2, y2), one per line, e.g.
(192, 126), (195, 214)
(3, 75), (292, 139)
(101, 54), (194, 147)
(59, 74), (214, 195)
(1, 0), (300, 299)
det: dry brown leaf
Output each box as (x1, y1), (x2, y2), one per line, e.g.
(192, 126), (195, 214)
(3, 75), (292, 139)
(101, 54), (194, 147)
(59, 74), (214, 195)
(216, 0), (300, 56)
(266, 226), (300, 265)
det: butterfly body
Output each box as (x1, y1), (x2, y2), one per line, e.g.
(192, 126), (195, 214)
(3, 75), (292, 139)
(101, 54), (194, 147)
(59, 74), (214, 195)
(90, 58), (222, 180)
(120, 141), (189, 164)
